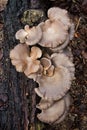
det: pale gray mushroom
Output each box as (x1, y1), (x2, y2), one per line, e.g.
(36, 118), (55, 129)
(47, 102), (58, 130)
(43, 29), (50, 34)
(15, 25), (42, 45)
(38, 19), (68, 48)
(36, 99), (54, 110)
(37, 96), (65, 123)
(0, 0), (8, 11)
(51, 53), (75, 80)
(25, 25), (42, 45)
(49, 23), (75, 52)
(10, 44), (42, 77)
(35, 66), (71, 100)
(48, 7), (71, 29)
(37, 93), (70, 124)
(54, 93), (71, 124)
(10, 44), (30, 72)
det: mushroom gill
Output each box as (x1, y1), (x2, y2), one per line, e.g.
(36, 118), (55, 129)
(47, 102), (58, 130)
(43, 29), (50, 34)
(35, 66), (71, 100)
(48, 7), (71, 29)
(36, 99), (54, 110)
(37, 93), (70, 124)
(51, 53), (75, 80)
(54, 94), (71, 124)
(38, 19), (68, 48)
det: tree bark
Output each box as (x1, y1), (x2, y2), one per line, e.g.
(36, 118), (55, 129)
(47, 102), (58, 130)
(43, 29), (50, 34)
(0, 0), (46, 130)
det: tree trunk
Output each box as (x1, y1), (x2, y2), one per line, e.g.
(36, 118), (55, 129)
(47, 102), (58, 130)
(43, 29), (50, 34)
(0, 0), (47, 130)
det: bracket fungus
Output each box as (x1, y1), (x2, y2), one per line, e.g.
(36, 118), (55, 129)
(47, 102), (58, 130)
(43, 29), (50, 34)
(10, 7), (75, 124)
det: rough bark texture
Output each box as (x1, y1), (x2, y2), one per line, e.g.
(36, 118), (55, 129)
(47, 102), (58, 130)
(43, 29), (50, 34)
(0, 0), (40, 130)
(0, 0), (87, 130)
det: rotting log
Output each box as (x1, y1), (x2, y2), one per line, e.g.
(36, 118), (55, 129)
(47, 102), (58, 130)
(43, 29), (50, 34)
(0, 0), (49, 130)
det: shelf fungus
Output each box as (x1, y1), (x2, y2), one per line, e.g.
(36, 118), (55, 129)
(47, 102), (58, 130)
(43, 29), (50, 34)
(9, 7), (75, 125)
(15, 25), (42, 45)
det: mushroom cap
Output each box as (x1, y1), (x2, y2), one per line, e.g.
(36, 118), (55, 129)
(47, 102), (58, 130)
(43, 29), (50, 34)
(51, 53), (75, 80)
(38, 19), (68, 48)
(37, 93), (71, 124)
(24, 58), (40, 76)
(10, 44), (29, 72)
(30, 46), (42, 60)
(15, 29), (28, 43)
(36, 99), (54, 110)
(40, 57), (52, 71)
(25, 25), (42, 45)
(48, 7), (71, 29)
(15, 25), (42, 45)
(24, 46), (42, 76)
(46, 65), (55, 77)
(37, 96), (65, 123)
(10, 44), (42, 76)
(0, 0), (8, 11)
(54, 94), (71, 124)
(35, 66), (71, 100)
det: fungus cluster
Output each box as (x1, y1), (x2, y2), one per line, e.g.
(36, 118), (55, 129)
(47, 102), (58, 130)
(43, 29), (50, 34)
(10, 7), (75, 124)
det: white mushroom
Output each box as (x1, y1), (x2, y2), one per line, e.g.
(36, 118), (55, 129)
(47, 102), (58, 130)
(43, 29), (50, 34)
(10, 44), (42, 77)
(0, 0), (8, 11)
(37, 93), (71, 124)
(51, 53), (75, 80)
(15, 29), (28, 43)
(15, 25), (42, 45)
(37, 96), (65, 124)
(36, 99), (54, 110)
(25, 25), (42, 45)
(35, 66), (71, 100)
(54, 94), (71, 124)
(10, 44), (29, 72)
(38, 19), (68, 48)
(48, 7), (71, 29)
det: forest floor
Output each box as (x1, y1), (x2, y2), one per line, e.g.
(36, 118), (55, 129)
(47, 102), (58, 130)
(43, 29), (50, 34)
(0, 0), (87, 130)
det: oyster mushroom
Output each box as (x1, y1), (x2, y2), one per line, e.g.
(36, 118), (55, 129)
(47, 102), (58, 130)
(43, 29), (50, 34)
(54, 94), (71, 124)
(40, 57), (51, 71)
(35, 66), (71, 100)
(10, 44), (29, 72)
(36, 99), (54, 110)
(10, 44), (42, 77)
(51, 53), (75, 80)
(53, 94), (70, 124)
(0, 0), (8, 11)
(38, 19), (68, 48)
(37, 93), (70, 124)
(48, 7), (71, 29)
(15, 25), (42, 45)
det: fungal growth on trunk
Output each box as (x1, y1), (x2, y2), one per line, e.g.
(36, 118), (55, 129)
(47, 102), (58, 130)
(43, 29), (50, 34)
(10, 7), (75, 124)
(0, 0), (8, 11)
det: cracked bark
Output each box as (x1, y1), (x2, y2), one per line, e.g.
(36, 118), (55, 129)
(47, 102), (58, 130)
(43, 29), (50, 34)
(0, 0), (49, 130)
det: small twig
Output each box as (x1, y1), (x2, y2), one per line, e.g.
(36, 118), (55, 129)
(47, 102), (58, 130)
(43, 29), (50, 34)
(75, 17), (81, 31)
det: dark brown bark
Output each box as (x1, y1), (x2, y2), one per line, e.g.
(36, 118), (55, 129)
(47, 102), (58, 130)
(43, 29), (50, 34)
(0, 0), (47, 130)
